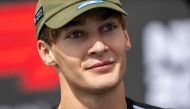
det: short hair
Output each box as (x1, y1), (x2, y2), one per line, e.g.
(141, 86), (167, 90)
(38, 8), (128, 46)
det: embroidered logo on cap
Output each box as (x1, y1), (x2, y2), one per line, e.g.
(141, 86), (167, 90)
(34, 6), (44, 26)
(77, 0), (104, 10)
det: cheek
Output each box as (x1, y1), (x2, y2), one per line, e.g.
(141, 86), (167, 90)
(55, 39), (88, 59)
(54, 50), (85, 83)
(60, 47), (85, 58)
(52, 47), (82, 73)
(109, 33), (127, 55)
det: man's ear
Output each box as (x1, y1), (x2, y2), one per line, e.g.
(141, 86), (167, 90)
(124, 30), (131, 50)
(37, 40), (56, 66)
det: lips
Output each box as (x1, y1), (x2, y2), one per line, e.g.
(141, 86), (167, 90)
(86, 61), (115, 72)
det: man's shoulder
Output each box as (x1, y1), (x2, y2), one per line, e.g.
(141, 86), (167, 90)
(126, 97), (165, 109)
(51, 98), (165, 109)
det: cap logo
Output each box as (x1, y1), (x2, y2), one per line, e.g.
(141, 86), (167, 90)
(77, 0), (104, 10)
(34, 6), (44, 26)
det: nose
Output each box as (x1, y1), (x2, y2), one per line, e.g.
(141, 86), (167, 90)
(88, 41), (108, 56)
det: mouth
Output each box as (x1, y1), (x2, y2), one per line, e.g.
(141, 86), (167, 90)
(86, 61), (115, 73)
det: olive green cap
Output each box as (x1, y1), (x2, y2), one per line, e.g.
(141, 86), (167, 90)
(34, 0), (128, 38)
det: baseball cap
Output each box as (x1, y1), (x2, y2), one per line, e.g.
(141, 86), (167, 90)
(34, 0), (128, 38)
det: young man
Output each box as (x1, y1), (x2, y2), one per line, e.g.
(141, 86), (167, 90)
(34, 0), (165, 109)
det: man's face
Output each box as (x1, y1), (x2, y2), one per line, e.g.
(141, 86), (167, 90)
(40, 9), (131, 93)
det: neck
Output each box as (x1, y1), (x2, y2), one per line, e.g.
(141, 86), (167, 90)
(58, 73), (127, 109)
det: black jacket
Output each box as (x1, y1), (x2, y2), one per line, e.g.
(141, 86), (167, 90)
(51, 97), (165, 109)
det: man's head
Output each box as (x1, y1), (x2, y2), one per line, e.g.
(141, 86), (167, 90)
(38, 8), (128, 46)
(34, 0), (128, 44)
(35, 0), (130, 93)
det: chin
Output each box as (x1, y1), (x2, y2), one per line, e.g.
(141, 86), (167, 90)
(87, 73), (123, 93)
(82, 63), (126, 93)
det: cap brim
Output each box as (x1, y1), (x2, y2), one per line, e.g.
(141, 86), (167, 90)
(45, 1), (128, 29)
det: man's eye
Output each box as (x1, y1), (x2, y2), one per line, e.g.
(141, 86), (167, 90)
(103, 24), (117, 32)
(67, 31), (83, 39)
